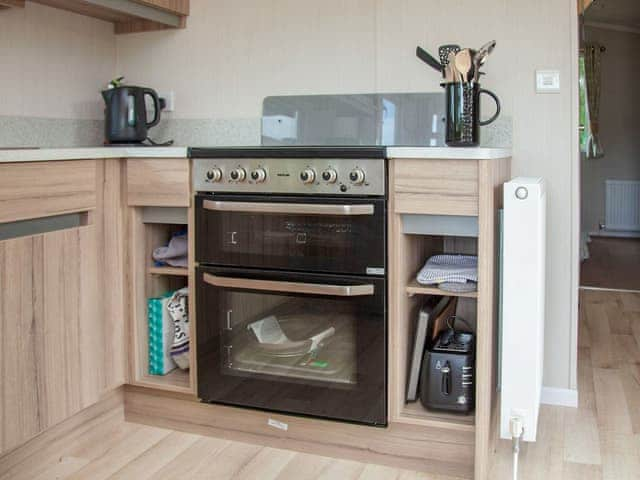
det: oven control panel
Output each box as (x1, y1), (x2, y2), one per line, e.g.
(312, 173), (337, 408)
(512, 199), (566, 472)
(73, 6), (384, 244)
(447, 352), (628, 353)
(193, 158), (386, 196)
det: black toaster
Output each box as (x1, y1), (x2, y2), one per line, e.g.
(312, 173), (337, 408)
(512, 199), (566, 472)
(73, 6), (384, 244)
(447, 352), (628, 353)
(420, 328), (475, 414)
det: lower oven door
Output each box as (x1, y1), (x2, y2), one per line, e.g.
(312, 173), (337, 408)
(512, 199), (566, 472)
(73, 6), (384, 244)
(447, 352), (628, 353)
(196, 267), (386, 426)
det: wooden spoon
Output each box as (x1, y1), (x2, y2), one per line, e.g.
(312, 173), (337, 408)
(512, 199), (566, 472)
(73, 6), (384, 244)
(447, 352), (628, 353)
(455, 49), (473, 83)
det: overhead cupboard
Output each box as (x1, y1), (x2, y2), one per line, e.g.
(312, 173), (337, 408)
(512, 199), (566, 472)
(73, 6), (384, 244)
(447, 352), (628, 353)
(0, 0), (190, 34)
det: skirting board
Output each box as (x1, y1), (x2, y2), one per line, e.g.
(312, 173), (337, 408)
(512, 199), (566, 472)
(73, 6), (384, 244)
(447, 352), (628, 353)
(541, 387), (578, 408)
(589, 230), (640, 239)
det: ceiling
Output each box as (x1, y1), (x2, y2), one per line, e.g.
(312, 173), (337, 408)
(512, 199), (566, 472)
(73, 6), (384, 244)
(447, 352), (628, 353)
(585, 0), (640, 30)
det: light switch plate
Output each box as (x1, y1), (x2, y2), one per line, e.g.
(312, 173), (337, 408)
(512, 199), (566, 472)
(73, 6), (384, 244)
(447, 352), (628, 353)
(536, 70), (560, 93)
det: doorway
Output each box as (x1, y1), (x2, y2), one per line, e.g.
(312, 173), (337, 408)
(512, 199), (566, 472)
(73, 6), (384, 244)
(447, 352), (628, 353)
(579, 0), (640, 292)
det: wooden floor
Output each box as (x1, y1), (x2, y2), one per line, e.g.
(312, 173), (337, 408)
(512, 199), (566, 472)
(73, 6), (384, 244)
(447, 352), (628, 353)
(581, 237), (640, 291)
(1, 290), (639, 480)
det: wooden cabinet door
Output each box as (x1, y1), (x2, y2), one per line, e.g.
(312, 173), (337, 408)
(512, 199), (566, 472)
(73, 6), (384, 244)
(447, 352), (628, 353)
(0, 225), (109, 454)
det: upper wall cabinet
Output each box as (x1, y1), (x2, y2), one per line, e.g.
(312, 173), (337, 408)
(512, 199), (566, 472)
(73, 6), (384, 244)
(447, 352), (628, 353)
(1, 0), (189, 34)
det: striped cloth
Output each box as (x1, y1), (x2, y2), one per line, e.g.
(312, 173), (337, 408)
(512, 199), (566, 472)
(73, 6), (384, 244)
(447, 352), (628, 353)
(416, 254), (478, 285)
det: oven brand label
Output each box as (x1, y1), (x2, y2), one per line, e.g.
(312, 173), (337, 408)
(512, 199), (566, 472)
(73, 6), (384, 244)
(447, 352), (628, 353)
(268, 418), (289, 431)
(366, 267), (385, 275)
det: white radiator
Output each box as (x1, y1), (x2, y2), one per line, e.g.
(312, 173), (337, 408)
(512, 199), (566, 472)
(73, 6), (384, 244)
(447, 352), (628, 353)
(500, 178), (547, 442)
(605, 180), (640, 232)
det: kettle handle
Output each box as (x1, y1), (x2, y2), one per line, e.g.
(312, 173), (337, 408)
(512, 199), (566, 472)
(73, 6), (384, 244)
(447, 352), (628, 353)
(143, 88), (162, 129)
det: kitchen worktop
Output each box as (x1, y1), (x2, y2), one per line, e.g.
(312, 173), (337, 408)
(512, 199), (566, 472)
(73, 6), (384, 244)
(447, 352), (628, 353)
(386, 147), (512, 159)
(0, 146), (511, 163)
(0, 146), (188, 163)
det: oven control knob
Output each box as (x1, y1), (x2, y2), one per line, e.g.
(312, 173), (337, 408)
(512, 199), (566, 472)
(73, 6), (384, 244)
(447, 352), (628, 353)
(229, 168), (246, 182)
(349, 168), (365, 185)
(206, 168), (223, 182)
(300, 168), (316, 184)
(250, 168), (267, 183)
(322, 168), (338, 184)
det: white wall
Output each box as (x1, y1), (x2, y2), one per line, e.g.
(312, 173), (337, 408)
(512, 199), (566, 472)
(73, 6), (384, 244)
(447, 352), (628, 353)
(117, 0), (579, 390)
(0, 2), (115, 119)
(582, 26), (640, 233)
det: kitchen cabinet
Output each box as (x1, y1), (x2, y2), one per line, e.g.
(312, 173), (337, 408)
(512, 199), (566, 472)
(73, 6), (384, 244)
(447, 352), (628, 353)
(2, 0), (189, 34)
(0, 159), (126, 455)
(388, 155), (510, 480)
(0, 0), (24, 9)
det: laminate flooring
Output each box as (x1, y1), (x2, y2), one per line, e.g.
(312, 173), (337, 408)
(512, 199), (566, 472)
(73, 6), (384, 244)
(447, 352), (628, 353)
(581, 237), (640, 291)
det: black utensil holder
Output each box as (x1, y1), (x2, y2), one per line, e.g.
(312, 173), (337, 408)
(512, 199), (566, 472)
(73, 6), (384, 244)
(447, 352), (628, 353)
(444, 83), (500, 147)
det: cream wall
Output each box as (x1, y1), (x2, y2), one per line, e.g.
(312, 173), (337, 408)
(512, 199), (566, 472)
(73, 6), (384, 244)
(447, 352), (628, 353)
(582, 26), (640, 233)
(117, 0), (579, 391)
(0, 2), (115, 119)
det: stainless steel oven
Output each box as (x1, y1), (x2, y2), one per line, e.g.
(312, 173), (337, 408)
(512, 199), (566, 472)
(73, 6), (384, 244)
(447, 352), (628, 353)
(192, 147), (387, 426)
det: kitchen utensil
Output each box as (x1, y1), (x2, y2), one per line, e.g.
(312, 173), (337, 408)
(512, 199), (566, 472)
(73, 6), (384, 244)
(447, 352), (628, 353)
(102, 85), (164, 144)
(473, 40), (496, 81)
(455, 49), (473, 83)
(445, 83), (501, 147)
(448, 52), (460, 83)
(439, 44), (461, 71)
(416, 46), (443, 74)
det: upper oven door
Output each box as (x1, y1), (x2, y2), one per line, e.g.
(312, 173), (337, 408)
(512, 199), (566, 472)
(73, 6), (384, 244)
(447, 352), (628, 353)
(196, 194), (386, 276)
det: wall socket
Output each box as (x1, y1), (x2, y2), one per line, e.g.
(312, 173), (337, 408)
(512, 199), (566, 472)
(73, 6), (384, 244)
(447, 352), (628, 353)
(159, 91), (175, 112)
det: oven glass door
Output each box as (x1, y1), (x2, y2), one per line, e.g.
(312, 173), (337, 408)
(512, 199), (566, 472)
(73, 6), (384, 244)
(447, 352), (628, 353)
(196, 267), (386, 426)
(195, 194), (386, 276)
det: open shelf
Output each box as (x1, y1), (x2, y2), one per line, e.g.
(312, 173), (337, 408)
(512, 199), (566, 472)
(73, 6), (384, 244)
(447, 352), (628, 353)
(130, 212), (194, 395)
(137, 369), (192, 394)
(148, 266), (188, 276)
(400, 401), (475, 432)
(406, 279), (478, 299)
(390, 219), (480, 432)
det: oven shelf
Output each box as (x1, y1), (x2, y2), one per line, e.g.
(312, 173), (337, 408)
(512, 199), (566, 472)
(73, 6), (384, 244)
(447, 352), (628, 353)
(406, 280), (478, 299)
(398, 401), (475, 432)
(148, 266), (189, 277)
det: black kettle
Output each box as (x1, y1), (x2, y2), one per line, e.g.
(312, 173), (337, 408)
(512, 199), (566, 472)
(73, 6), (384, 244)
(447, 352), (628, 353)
(102, 86), (164, 144)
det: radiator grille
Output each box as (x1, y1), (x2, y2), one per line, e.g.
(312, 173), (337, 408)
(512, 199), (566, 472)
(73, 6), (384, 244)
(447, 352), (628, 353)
(605, 180), (640, 232)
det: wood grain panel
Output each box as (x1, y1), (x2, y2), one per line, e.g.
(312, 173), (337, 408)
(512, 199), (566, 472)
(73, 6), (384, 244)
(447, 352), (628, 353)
(30, 0), (189, 33)
(393, 159), (478, 216)
(124, 387), (475, 479)
(0, 160), (96, 223)
(127, 159), (190, 207)
(474, 157), (510, 480)
(0, 160), (127, 456)
(0, 0), (24, 7)
(0, 226), (99, 453)
(132, 0), (188, 15)
(94, 160), (127, 391)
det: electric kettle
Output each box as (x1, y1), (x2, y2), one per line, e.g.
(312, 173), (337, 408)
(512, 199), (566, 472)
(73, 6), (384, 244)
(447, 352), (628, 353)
(102, 86), (164, 144)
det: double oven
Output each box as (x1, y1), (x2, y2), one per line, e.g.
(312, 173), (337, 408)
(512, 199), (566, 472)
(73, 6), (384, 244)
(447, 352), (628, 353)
(192, 147), (387, 426)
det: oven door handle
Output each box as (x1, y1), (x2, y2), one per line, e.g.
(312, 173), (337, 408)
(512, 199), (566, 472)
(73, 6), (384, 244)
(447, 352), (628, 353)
(202, 200), (374, 216)
(203, 273), (375, 297)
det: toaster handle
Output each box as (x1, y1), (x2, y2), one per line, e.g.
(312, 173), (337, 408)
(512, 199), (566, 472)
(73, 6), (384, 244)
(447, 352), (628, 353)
(441, 362), (451, 396)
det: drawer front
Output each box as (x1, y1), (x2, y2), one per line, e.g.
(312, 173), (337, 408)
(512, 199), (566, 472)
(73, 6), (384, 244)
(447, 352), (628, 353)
(127, 158), (190, 207)
(393, 159), (478, 216)
(0, 160), (97, 223)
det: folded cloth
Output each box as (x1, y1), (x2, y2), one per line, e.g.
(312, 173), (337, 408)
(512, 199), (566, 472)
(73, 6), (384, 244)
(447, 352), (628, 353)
(416, 254), (478, 285)
(439, 281), (478, 293)
(153, 232), (188, 268)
